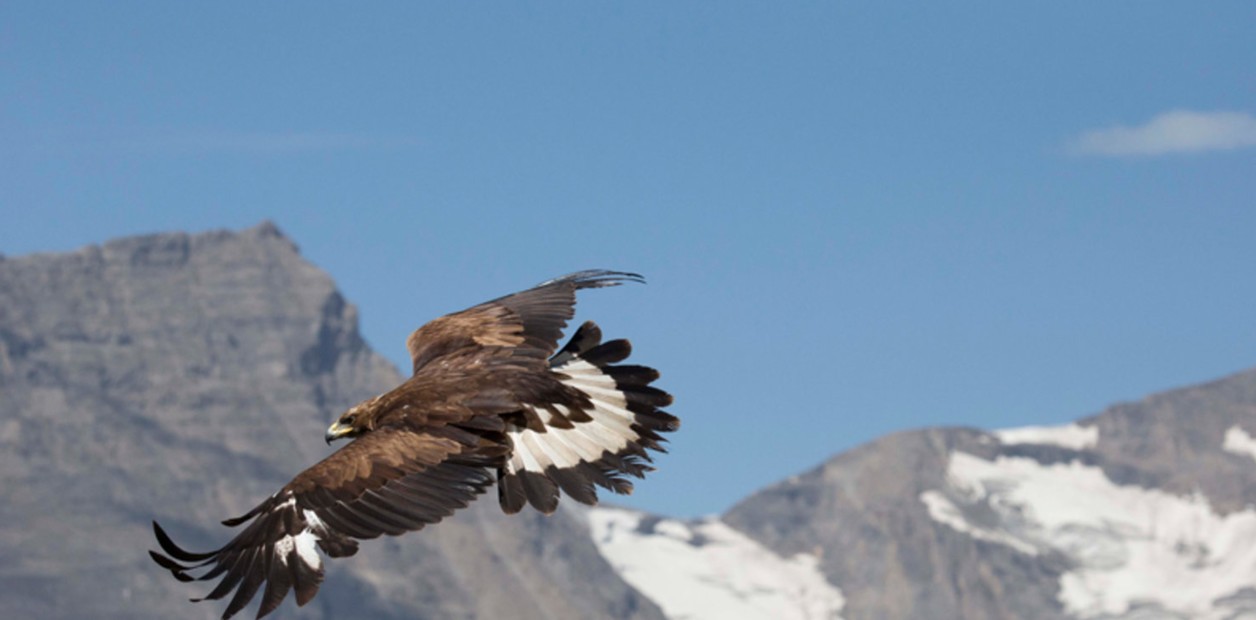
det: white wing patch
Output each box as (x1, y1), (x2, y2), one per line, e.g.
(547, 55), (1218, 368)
(270, 508), (324, 570)
(292, 530), (321, 568)
(303, 509), (326, 531)
(506, 358), (638, 474)
(274, 529), (322, 570)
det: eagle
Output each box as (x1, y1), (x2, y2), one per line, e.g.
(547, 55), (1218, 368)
(150, 270), (677, 619)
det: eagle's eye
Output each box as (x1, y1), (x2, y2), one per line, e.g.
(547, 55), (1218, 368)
(343, 414), (357, 426)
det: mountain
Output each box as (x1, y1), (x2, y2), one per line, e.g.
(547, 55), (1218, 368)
(586, 368), (1256, 620)
(6, 222), (1254, 620)
(0, 223), (663, 620)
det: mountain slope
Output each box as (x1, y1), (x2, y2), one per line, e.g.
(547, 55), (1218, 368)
(584, 369), (1256, 619)
(0, 223), (663, 620)
(587, 505), (846, 620)
(718, 369), (1256, 620)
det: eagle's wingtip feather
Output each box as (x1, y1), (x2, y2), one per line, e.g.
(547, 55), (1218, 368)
(152, 520), (218, 562)
(538, 269), (646, 289)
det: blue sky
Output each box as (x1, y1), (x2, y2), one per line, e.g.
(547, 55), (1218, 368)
(3, 3), (1254, 518)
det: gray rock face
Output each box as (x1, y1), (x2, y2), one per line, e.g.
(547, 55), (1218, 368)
(724, 428), (1068, 620)
(1082, 369), (1256, 515)
(0, 223), (663, 620)
(723, 369), (1256, 620)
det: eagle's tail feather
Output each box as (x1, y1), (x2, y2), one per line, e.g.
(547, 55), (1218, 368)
(497, 321), (678, 515)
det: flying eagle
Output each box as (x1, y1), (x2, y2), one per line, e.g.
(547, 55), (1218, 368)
(150, 270), (677, 619)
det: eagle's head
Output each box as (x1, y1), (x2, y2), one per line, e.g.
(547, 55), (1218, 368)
(325, 399), (378, 444)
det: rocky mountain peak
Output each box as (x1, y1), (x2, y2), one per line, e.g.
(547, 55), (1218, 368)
(0, 224), (661, 620)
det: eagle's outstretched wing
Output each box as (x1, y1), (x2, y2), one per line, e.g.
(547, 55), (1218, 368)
(405, 269), (644, 374)
(150, 270), (676, 620)
(150, 424), (506, 619)
(405, 270), (678, 515)
(495, 319), (678, 514)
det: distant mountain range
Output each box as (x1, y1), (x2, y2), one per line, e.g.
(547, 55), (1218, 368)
(3, 223), (1253, 619)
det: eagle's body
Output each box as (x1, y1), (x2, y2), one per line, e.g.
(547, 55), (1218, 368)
(151, 270), (677, 619)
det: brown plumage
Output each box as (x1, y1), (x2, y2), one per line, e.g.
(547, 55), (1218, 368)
(150, 270), (678, 619)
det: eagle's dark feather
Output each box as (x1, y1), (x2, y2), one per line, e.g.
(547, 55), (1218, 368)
(406, 269), (644, 373)
(150, 270), (677, 619)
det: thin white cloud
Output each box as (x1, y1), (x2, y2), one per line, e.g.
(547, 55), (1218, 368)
(1070, 110), (1256, 157)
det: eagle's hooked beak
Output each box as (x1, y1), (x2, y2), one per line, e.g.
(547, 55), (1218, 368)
(325, 421), (354, 445)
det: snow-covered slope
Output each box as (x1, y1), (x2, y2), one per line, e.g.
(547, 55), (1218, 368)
(586, 507), (845, 620)
(584, 370), (1256, 620)
(922, 445), (1256, 619)
(1225, 425), (1256, 462)
(994, 423), (1099, 451)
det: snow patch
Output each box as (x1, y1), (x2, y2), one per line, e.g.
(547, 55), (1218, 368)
(994, 423), (1098, 450)
(587, 506), (845, 620)
(920, 491), (1038, 555)
(922, 451), (1256, 619)
(1223, 425), (1256, 462)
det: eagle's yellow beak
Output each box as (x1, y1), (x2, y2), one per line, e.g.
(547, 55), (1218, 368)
(325, 421), (354, 445)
